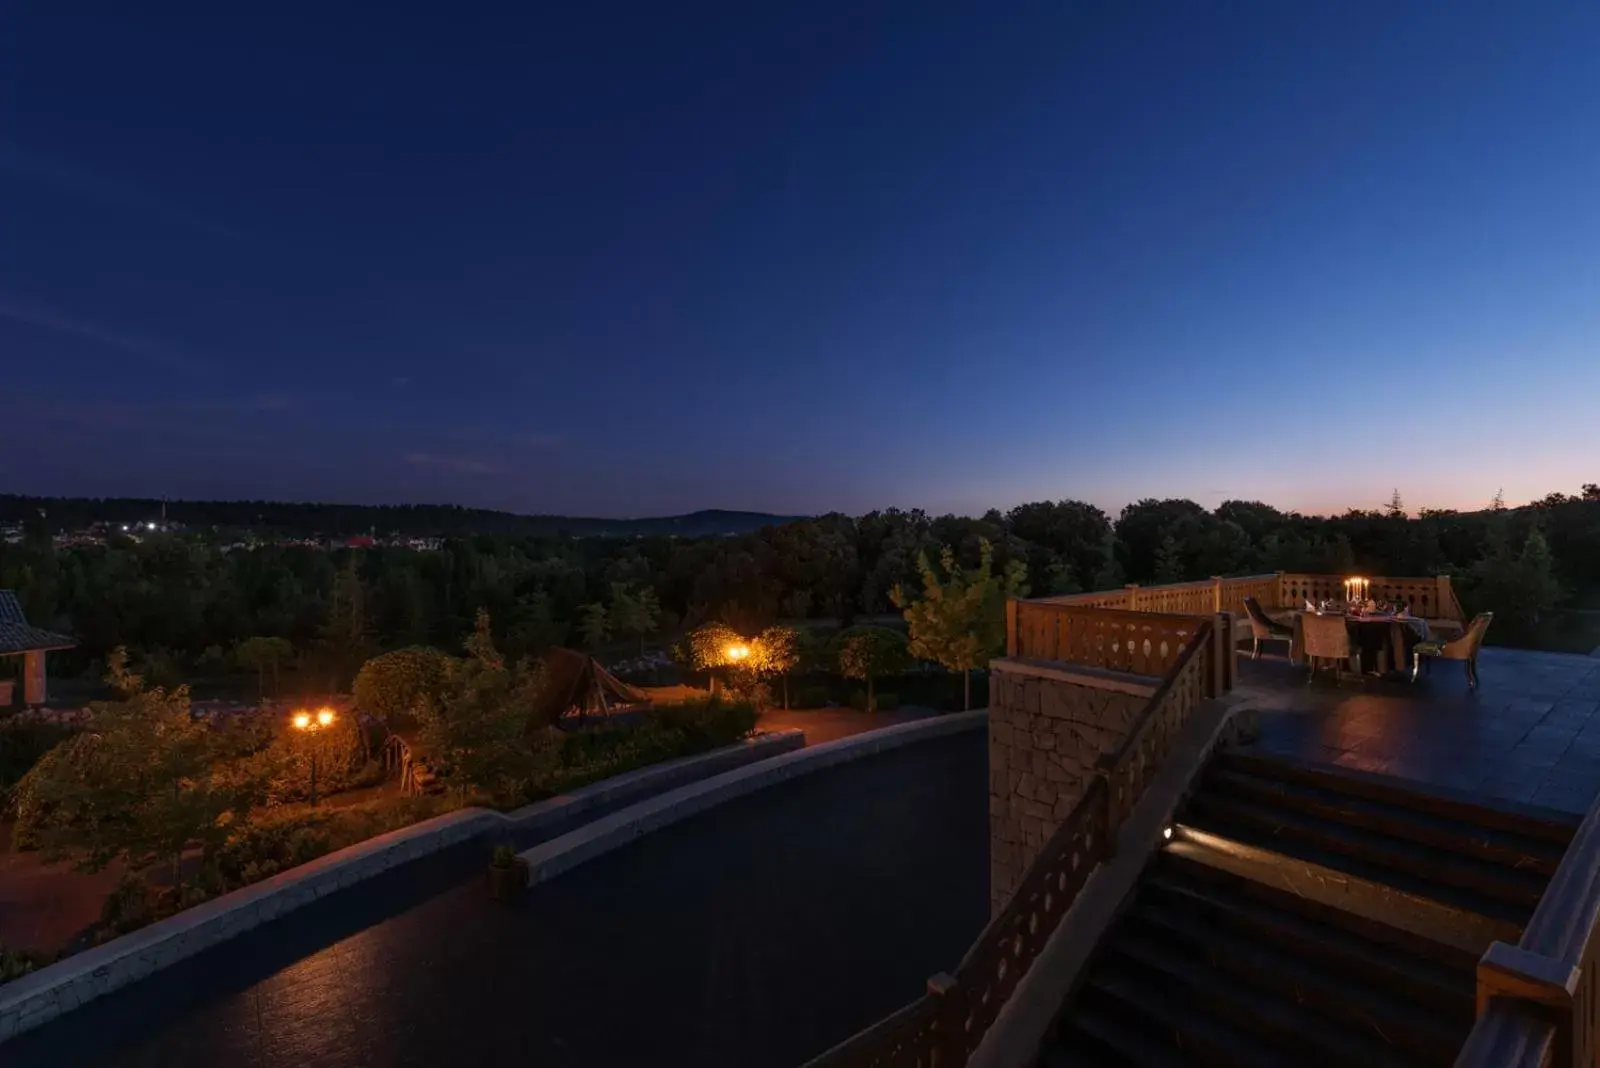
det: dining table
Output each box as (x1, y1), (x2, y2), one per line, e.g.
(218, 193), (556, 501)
(1288, 610), (1431, 676)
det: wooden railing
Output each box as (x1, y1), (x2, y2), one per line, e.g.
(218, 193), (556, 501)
(1458, 792), (1600, 1067)
(1008, 602), (1214, 681)
(1043, 572), (1464, 624)
(1096, 623), (1214, 831)
(809, 618), (1222, 1068)
(1456, 998), (1557, 1068)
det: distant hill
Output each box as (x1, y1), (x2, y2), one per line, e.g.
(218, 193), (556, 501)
(0, 496), (806, 540)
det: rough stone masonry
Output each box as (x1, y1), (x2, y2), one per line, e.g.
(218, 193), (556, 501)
(987, 660), (1156, 913)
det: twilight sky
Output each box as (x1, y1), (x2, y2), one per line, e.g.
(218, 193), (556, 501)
(2, 2), (1597, 519)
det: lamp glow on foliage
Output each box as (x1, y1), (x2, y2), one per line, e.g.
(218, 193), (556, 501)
(292, 711), (311, 730)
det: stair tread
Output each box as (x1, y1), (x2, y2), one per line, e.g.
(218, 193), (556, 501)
(1104, 934), (1420, 1068)
(1144, 867), (1476, 1012)
(1084, 970), (1302, 1068)
(1183, 797), (1542, 917)
(1205, 767), (1567, 874)
(1219, 750), (1580, 844)
(1053, 1007), (1191, 1067)
(1128, 899), (1469, 1058)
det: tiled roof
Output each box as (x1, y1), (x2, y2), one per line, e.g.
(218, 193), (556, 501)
(0, 591), (75, 654)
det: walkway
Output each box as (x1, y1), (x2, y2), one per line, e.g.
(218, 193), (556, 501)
(4, 730), (988, 1068)
(757, 704), (939, 745)
(1237, 646), (1600, 813)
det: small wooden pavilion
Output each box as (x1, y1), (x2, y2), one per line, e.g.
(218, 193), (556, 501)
(0, 590), (75, 707)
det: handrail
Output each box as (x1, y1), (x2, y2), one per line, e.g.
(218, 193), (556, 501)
(1037, 572), (1460, 621)
(1456, 998), (1557, 1068)
(810, 615), (1223, 1068)
(1464, 786), (1600, 1066)
(1095, 621), (1214, 831)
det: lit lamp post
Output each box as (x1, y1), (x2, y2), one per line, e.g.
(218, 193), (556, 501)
(292, 707), (336, 806)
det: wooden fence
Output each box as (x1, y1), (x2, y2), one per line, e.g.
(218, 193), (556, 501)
(1042, 571), (1465, 624)
(1460, 789), (1600, 1068)
(806, 618), (1222, 1068)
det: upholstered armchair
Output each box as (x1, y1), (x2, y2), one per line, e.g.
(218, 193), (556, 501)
(1243, 596), (1293, 659)
(1412, 612), (1493, 689)
(1303, 613), (1361, 684)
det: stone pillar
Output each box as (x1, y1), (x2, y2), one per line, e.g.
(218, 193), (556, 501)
(988, 660), (1155, 914)
(22, 650), (47, 705)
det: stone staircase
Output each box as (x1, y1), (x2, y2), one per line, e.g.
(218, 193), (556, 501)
(1038, 751), (1580, 1067)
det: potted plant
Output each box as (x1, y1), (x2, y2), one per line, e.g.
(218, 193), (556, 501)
(486, 843), (528, 901)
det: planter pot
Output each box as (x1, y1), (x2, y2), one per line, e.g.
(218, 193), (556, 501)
(486, 857), (529, 901)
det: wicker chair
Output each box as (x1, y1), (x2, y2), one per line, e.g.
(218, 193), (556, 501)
(1412, 612), (1493, 689)
(1303, 613), (1361, 684)
(1243, 596), (1293, 659)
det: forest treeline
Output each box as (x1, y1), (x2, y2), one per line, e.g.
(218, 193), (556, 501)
(2, 486), (1597, 683)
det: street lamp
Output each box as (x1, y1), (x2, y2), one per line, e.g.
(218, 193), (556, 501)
(725, 643), (750, 663)
(291, 706), (337, 806)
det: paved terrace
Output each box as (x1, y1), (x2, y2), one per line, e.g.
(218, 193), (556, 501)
(1235, 646), (1600, 814)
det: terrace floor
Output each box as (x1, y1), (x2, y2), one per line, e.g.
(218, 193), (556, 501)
(1234, 645), (1600, 815)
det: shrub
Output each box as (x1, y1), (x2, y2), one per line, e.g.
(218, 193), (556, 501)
(0, 944), (38, 984)
(100, 874), (156, 936)
(352, 647), (456, 728)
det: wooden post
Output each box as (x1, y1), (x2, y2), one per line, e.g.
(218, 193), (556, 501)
(926, 971), (963, 1065)
(1436, 574), (1455, 621)
(1125, 584), (1140, 611)
(22, 650), (46, 706)
(1215, 613), (1234, 693)
(1005, 599), (1019, 657)
(1211, 576), (1224, 612)
(1275, 571), (1286, 610)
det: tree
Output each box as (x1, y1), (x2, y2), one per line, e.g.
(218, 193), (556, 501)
(609, 583), (659, 654)
(834, 626), (909, 713)
(1466, 526), (1564, 639)
(419, 656), (550, 806)
(14, 672), (264, 891)
(352, 646), (455, 728)
(1385, 490), (1406, 519)
(1152, 535), (1185, 584)
(1582, 483), (1600, 502)
(752, 624), (801, 709)
(316, 556), (370, 690)
(577, 603), (610, 650)
(234, 636), (294, 697)
(463, 607), (502, 667)
(892, 538), (1027, 710)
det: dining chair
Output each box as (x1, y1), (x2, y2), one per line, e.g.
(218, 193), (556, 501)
(1412, 612), (1493, 689)
(1242, 596), (1293, 659)
(1303, 613), (1361, 684)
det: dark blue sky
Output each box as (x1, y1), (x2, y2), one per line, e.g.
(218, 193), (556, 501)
(3, 2), (1597, 517)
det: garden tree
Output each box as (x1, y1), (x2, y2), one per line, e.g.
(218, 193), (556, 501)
(419, 655), (550, 806)
(893, 538), (1028, 710)
(682, 621), (745, 698)
(234, 636), (294, 697)
(834, 626), (909, 713)
(1114, 498), (1208, 582)
(1152, 535), (1186, 584)
(352, 646), (455, 728)
(103, 645), (145, 697)
(463, 607), (502, 666)
(752, 624), (802, 709)
(577, 602), (610, 649)
(15, 671), (266, 890)
(609, 583), (659, 654)
(1467, 526), (1563, 639)
(315, 556), (370, 690)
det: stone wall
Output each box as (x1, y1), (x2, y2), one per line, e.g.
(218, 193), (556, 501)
(988, 659), (1156, 913)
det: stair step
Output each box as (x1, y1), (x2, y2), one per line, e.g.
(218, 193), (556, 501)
(1104, 933), (1419, 1068)
(1183, 794), (1545, 916)
(1144, 866), (1475, 1018)
(1161, 835), (1517, 960)
(1218, 751), (1580, 845)
(1049, 1008), (1188, 1067)
(1079, 969), (1300, 1067)
(1205, 767), (1567, 876)
(1126, 900), (1468, 1063)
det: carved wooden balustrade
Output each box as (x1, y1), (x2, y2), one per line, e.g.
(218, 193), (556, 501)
(1095, 624), (1214, 831)
(1459, 790), (1600, 1068)
(808, 617), (1222, 1068)
(1008, 602), (1213, 681)
(1040, 571), (1464, 624)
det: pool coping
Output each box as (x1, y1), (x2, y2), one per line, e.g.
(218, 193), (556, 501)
(520, 709), (989, 885)
(0, 729), (805, 1043)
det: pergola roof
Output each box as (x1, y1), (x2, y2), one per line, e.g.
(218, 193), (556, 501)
(0, 591), (74, 655)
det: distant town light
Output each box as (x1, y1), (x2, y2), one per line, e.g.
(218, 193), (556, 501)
(147, 521), (158, 531)
(120, 524), (129, 532)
